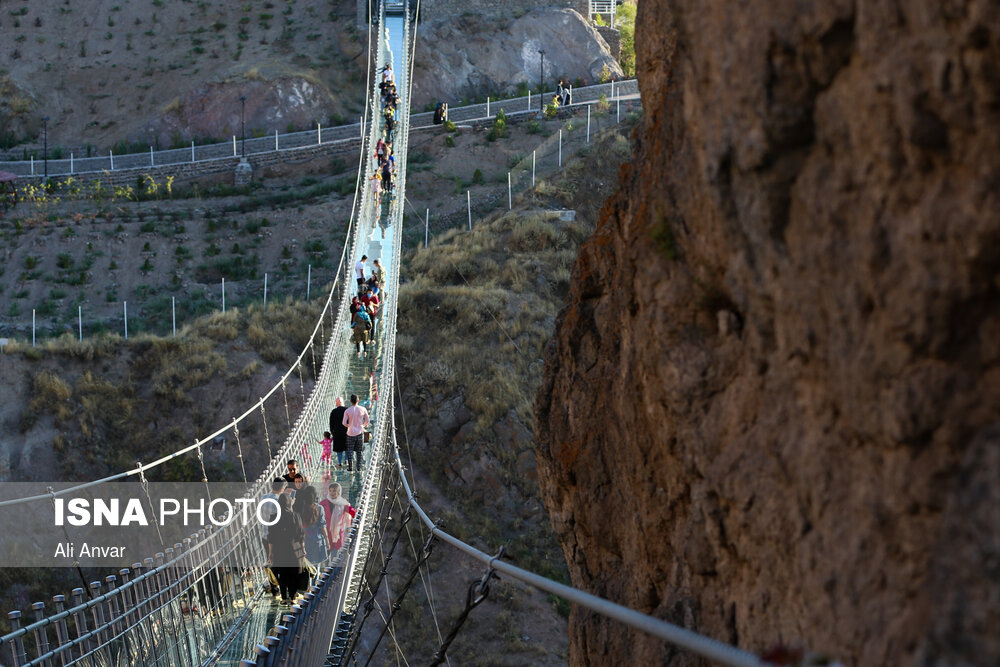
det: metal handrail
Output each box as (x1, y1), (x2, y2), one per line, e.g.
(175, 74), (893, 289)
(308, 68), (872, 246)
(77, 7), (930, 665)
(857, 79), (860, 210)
(0, 80), (638, 178)
(390, 427), (767, 667)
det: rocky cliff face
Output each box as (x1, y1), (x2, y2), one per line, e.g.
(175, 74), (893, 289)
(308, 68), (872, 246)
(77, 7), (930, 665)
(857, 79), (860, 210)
(411, 9), (622, 106)
(536, 1), (1000, 665)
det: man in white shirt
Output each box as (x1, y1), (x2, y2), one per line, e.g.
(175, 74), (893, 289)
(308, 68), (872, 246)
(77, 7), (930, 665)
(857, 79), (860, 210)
(355, 255), (368, 293)
(342, 393), (370, 472)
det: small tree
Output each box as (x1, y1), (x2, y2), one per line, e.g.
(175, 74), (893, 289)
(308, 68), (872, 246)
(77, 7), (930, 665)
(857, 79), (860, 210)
(487, 108), (507, 141)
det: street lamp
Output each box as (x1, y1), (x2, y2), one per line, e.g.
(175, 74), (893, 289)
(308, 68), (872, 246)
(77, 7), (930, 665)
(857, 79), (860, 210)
(239, 96), (247, 158)
(42, 116), (49, 181)
(538, 50), (545, 114)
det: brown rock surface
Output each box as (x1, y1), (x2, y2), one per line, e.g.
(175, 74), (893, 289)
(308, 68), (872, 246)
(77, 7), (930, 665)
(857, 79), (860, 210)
(536, 1), (1000, 665)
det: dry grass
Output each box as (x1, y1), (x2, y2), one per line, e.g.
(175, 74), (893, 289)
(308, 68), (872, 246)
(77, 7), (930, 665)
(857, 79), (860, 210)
(11, 294), (325, 481)
(394, 129), (635, 595)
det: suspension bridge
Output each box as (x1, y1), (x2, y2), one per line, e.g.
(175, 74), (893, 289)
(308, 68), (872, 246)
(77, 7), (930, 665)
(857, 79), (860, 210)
(0, 4), (776, 666)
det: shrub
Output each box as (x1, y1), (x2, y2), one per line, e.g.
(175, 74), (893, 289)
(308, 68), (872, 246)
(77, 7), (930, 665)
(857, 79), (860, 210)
(486, 108), (507, 141)
(472, 169), (484, 185)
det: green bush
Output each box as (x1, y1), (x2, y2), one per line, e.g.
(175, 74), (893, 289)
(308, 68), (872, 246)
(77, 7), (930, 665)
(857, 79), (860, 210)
(487, 108), (507, 141)
(618, 2), (637, 76)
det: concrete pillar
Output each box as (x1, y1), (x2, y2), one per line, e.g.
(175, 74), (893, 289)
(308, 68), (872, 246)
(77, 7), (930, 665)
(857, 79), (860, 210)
(235, 158), (253, 186)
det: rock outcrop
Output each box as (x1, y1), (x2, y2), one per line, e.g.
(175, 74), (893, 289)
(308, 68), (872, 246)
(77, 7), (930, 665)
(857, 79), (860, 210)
(536, 1), (1000, 665)
(411, 9), (622, 106)
(145, 76), (339, 147)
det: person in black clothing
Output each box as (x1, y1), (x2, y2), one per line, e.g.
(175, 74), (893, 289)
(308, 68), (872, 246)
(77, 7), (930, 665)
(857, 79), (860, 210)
(282, 459), (306, 484)
(381, 160), (393, 193)
(329, 397), (349, 469)
(267, 493), (305, 604)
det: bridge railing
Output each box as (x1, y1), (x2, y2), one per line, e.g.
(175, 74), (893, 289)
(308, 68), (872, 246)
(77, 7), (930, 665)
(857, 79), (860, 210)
(0, 17), (386, 667)
(239, 5), (413, 663)
(0, 80), (637, 178)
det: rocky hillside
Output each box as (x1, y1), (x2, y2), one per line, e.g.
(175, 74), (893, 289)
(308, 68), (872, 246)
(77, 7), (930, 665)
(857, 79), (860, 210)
(0, 0), (622, 153)
(410, 8), (622, 107)
(0, 0), (369, 152)
(536, 1), (1000, 665)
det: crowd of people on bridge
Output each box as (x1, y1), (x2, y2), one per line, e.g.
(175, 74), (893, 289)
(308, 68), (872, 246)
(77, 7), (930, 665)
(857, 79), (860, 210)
(351, 255), (387, 357)
(372, 64), (400, 210)
(263, 57), (396, 610)
(265, 455), (360, 605)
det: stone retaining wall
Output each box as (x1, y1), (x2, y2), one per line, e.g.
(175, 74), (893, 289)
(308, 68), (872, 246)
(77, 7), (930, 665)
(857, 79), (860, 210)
(595, 25), (621, 61)
(13, 138), (362, 191)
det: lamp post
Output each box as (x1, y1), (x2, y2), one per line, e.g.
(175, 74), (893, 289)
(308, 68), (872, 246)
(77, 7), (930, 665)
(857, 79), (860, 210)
(538, 50), (545, 114)
(239, 96), (247, 158)
(42, 116), (49, 181)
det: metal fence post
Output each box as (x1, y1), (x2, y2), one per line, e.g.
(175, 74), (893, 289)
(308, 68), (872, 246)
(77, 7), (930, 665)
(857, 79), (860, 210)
(30, 601), (51, 665)
(70, 588), (91, 657)
(110, 150), (114, 170)
(559, 129), (562, 167)
(528, 90), (531, 112)
(191, 141), (195, 163)
(424, 208), (429, 248)
(467, 191), (471, 231)
(8, 610), (26, 666)
(172, 296), (176, 336)
(532, 150), (536, 189)
(233, 136), (237, 157)
(508, 172), (512, 209)
(275, 130), (279, 151)
(263, 273), (268, 308)
(32, 309), (35, 347)
(222, 278), (226, 313)
(617, 98), (621, 123)
(124, 301), (128, 340)
(587, 105), (591, 143)
(78, 305), (82, 341)
(487, 96), (490, 118)
(150, 146), (155, 167)
(70, 152), (74, 174)
(51, 595), (71, 663)
(30, 156), (34, 176)
(317, 122), (322, 145)
(307, 264), (311, 300)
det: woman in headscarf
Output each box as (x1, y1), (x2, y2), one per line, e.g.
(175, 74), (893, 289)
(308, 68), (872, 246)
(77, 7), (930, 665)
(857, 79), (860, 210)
(295, 485), (330, 566)
(267, 493), (305, 605)
(320, 482), (356, 556)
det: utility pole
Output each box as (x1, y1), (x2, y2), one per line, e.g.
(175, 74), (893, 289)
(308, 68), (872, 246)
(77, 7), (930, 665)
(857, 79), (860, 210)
(42, 116), (49, 181)
(538, 50), (545, 114)
(239, 96), (247, 158)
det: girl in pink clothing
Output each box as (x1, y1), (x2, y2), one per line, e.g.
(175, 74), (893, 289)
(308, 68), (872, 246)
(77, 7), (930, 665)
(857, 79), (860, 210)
(317, 431), (333, 465)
